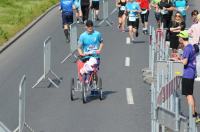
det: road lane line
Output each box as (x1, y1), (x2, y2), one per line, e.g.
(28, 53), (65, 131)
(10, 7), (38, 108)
(126, 88), (134, 104)
(125, 57), (130, 67)
(126, 37), (130, 45)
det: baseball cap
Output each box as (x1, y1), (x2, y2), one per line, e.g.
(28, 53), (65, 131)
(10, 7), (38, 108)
(177, 30), (189, 38)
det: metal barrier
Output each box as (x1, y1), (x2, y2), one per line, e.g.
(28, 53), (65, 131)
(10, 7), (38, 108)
(69, 23), (78, 53)
(0, 122), (11, 132)
(14, 75), (34, 132)
(61, 23), (78, 64)
(32, 37), (61, 88)
(98, 0), (113, 27)
(143, 26), (199, 132)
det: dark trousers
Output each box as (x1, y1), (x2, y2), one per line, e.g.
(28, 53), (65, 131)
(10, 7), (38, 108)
(81, 5), (90, 22)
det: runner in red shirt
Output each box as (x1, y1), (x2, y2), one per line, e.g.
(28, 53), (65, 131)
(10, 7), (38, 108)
(136, 0), (150, 34)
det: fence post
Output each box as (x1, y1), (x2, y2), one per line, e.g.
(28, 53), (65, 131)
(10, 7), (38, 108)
(14, 75), (34, 132)
(0, 122), (11, 132)
(98, 0), (113, 27)
(175, 97), (179, 132)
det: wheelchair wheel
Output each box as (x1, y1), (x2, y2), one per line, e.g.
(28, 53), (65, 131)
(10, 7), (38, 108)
(98, 78), (103, 100)
(82, 83), (87, 103)
(70, 78), (75, 101)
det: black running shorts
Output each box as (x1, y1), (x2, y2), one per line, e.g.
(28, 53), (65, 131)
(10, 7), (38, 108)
(182, 78), (194, 95)
(91, 1), (99, 10)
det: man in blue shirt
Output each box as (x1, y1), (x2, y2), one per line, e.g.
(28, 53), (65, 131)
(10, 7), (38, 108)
(177, 31), (200, 123)
(78, 20), (104, 63)
(125, 0), (141, 42)
(60, 0), (74, 42)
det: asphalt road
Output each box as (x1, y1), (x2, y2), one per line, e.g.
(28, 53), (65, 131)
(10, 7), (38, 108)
(0, 0), (199, 132)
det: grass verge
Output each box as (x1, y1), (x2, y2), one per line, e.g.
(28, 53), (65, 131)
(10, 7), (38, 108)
(0, 0), (59, 46)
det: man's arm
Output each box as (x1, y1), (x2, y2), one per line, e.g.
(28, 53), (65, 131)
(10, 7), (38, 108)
(181, 58), (188, 65)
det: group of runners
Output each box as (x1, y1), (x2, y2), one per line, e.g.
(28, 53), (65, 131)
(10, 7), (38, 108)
(60, 0), (101, 42)
(59, 0), (200, 123)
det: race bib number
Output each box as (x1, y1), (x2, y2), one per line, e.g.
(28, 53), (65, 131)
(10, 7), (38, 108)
(120, 6), (125, 11)
(129, 14), (136, 21)
(86, 45), (97, 53)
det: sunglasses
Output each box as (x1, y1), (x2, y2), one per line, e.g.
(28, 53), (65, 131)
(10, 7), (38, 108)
(175, 14), (181, 17)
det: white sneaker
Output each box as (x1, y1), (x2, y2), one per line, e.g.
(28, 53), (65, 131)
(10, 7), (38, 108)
(195, 77), (200, 81)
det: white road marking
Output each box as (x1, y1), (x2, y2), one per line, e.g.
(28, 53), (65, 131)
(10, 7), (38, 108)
(126, 37), (130, 45)
(125, 57), (130, 67)
(126, 88), (134, 104)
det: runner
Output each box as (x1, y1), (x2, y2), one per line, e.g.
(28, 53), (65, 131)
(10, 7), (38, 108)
(125, 0), (141, 42)
(136, 0), (150, 34)
(158, 0), (174, 29)
(60, 0), (74, 42)
(73, 0), (83, 23)
(173, 0), (189, 21)
(116, 0), (127, 31)
(78, 20), (104, 64)
(81, 0), (91, 23)
(151, 0), (161, 28)
(91, 0), (100, 21)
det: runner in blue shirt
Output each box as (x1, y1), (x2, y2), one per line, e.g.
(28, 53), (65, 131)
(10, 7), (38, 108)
(173, 0), (189, 21)
(73, 0), (83, 23)
(60, 0), (74, 42)
(78, 20), (104, 63)
(125, 0), (141, 42)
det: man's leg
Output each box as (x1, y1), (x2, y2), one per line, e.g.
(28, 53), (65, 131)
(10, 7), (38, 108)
(187, 95), (197, 115)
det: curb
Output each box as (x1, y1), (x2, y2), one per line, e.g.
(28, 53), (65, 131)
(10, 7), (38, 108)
(0, 3), (60, 54)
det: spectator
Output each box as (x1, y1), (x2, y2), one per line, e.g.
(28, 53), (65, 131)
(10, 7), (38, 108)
(188, 14), (200, 81)
(169, 12), (185, 53)
(191, 10), (199, 24)
(176, 31), (200, 123)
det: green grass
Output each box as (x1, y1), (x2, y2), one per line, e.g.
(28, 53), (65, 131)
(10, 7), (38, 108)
(0, 0), (59, 46)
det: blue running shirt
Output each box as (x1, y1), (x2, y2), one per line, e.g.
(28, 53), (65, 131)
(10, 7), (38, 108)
(174, 0), (187, 16)
(78, 31), (103, 58)
(74, 0), (80, 8)
(125, 2), (140, 21)
(60, 0), (74, 14)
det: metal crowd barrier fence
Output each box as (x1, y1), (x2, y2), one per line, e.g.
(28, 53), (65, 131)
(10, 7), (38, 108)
(143, 26), (172, 84)
(0, 122), (11, 132)
(98, 0), (113, 27)
(145, 26), (199, 132)
(14, 75), (34, 132)
(61, 23), (78, 64)
(32, 37), (61, 88)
